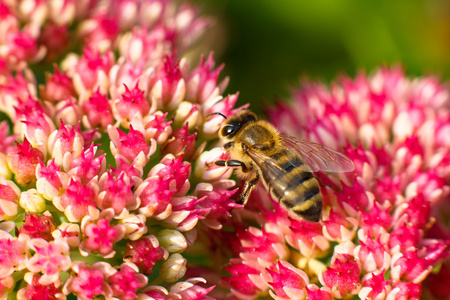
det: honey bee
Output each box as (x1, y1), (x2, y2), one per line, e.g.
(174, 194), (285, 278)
(212, 110), (355, 222)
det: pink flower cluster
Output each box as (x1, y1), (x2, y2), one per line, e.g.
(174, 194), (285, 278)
(222, 68), (450, 299)
(0, 0), (244, 298)
(213, 68), (450, 299)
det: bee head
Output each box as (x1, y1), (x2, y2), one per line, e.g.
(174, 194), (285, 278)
(219, 110), (257, 138)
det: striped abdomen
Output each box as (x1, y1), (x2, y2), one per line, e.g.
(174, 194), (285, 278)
(260, 148), (323, 222)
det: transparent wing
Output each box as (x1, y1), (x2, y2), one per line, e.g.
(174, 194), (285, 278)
(244, 147), (289, 183)
(280, 134), (355, 173)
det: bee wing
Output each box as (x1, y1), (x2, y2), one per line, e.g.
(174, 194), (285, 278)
(280, 134), (355, 173)
(245, 147), (289, 182)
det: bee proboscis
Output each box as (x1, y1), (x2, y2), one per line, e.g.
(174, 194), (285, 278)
(213, 110), (355, 222)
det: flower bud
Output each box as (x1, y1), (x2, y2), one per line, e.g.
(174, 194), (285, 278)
(19, 212), (56, 241)
(52, 223), (81, 248)
(36, 159), (64, 200)
(265, 261), (309, 300)
(157, 229), (188, 253)
(81, 89), (114, 130)
(114, 82), (150, 122)
(169, 278), (215, 299)
(20, 189), (46, 213)
(39, 66), (76, 103)
(159, 253), (187, 283)
(38, 23), (70, 62)
(124, 235), (168, 276)
(71, 47), (113, 95)
(0, 180), (20, 221)
(108, 125), (151, 163)
(162, 123), (200, 160)
(0, 153), (11, 180)
(119, 213), (147, 241)
(14, 96), (55, 156)
(319, 254), (361, 299)
(148, 55), (185, 111)
(173, 101), (201, 130)
(0, 275), (14, 299)
(47, 122), (84, 171)
(7, 138), (44, 186)
(144, 112), (172, 144)
(185, 54), (225, 104)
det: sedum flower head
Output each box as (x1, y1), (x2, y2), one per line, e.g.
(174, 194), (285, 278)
(0, 0), (241, 298)
(205, 67), (450, 300)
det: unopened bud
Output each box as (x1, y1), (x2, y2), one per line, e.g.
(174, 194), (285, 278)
(157, 229), (188, 253)
(7, 139), (44, 186)
(173, 101), (201, 130)
(159, 253), (187, 283)
(20, 189), (46, 213)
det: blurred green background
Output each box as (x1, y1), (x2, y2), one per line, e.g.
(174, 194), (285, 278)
(193, 0), (450, 115)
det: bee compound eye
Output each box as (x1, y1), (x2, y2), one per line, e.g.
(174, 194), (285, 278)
(222, 125), (235, 136)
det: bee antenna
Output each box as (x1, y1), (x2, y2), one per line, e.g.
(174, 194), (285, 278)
(207, 112), (227, 119)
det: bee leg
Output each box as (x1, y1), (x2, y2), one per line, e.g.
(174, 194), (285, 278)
(214, 159), (257, 205)
(214, 160), (252, 172)
(238, 172), (260, 205)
